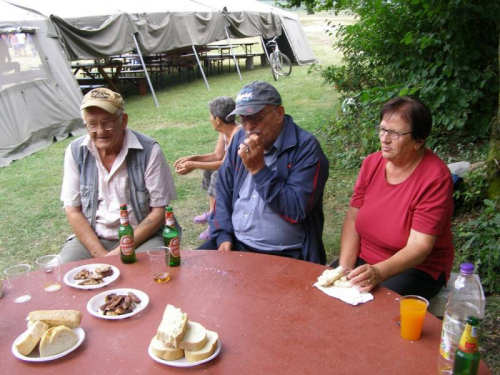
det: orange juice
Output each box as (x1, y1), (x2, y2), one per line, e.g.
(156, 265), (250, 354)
(400, 296), (428, 340)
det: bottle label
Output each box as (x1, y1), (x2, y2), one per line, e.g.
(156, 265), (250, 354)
(458, 324), (478, 353)
(439, 324), (453, 360)
(169, 237), (180, 257)
(120, 208), (129, 225)
(120, 236), (135, 255)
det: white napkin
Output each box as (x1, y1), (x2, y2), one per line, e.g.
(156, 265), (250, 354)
(313, 282), (374, 305)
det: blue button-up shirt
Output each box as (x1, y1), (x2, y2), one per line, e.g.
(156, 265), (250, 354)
(231, 129), (304, 251)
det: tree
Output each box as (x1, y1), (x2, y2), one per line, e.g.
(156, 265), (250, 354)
(281, 0), (499, 183)
(487, 31), (500, 204)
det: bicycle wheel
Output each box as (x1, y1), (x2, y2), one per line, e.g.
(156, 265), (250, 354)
(278, 53), (292, 76)
(270, 54), (279, 81)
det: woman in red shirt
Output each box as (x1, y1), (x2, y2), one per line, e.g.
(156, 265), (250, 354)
(335, 96), (454, 299)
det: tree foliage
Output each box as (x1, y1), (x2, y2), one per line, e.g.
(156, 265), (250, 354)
(281, 0), (499, 163)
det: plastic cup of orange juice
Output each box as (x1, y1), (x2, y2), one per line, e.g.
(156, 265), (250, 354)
(400, 295), (429, 340)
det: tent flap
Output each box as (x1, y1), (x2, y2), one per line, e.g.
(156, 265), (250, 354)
(49, 13), (138, 60)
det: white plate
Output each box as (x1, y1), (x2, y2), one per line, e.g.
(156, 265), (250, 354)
(148, 340), (221, 367)
(63, 264), (120, 290)
(12, 327), (85, 362)
(86, 288), (149, 320)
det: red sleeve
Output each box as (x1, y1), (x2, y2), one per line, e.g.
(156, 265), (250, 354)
(350, 154), (378, 209)
(412, 175), (454, 236)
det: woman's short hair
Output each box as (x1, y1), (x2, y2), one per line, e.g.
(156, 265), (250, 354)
(209, 96), (236, 124)
(380, 96), (432, 141)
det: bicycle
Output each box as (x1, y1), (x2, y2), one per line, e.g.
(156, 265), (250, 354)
(265, 36), (292, 81)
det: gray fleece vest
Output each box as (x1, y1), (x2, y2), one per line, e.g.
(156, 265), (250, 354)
(70, 129), (156, 229)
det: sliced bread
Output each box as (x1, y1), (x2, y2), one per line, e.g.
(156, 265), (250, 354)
(150, 334), (184, 361)
(14, 320), (49, 356)
(179, 321), (208, 351)
(28, 310), (82, 328)
(184, 330), (218, 362)
(39, 326), (79, 357)
(157, 304), (188, 348)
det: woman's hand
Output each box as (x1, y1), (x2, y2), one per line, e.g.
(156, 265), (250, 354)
(174, 156), (191, 169)
(175, 161), (196, 175)
(347, 264), (382, 293)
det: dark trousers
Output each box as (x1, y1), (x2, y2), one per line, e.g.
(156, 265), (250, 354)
(330, 257), (446, 300)
(198, 238), (303, 261)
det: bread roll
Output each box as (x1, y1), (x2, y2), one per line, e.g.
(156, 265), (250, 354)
(157, 304), (188, 348)
(14, 320), (49, 356)
(28, 310), (82, 328)
(39, 326), (79, 357)
(317, 266), (344, 287)
(150, 334), (184, 361)
(179, 321), (208, 351)
(184, 330), (218, 362)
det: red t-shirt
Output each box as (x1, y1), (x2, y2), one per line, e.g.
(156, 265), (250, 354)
(350, 148), (454, 281)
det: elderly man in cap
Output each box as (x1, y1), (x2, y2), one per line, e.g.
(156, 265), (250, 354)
(59, 88), (176, 263)
(199, 81), (329, 264)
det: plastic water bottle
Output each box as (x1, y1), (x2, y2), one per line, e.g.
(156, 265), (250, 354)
(437, 263), (483, 374)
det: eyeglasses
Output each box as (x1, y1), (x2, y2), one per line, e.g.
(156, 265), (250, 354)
(237, 106), (279, 125)
(85, 114), (122, 132)
(375, 124), (413, 140)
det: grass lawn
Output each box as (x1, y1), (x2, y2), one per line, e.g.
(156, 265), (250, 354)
(0, 11), (498, 373)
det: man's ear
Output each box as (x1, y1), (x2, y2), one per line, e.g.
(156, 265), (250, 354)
(277, 105), (285, 121)
(121, 112), (129, 129)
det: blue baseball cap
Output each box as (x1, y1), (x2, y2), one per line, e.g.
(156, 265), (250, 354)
(228, 81), (282, 119)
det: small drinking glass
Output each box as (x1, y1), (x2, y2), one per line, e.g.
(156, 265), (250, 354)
(148, 247), (171, 283)
(36, 255), (62, 292)
(400, 295), (429, 340)
(4, 264), (32, 303)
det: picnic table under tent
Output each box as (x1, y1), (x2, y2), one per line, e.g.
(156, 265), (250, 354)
(1, 0), (315, 166)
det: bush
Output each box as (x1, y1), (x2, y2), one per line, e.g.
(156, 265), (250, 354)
(454, 199), (500, 294)
(305, 0), (499, 145)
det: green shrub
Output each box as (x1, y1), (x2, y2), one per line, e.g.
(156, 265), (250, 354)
(298, 0), (499, 144)
(453, 166), (490, 213)
(454, 199), (500, 294)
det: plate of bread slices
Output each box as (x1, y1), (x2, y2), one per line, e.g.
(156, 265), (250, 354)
(87, 288), (149, 320)
(63, 264), (120, 290)
(12, 310), (85, 362)
(148, 304), (221, 367)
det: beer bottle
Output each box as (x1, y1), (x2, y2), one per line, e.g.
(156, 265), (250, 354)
(163, 206), (180, 266)
(452, 316), (480, 375)
(119, 204), (136, 264)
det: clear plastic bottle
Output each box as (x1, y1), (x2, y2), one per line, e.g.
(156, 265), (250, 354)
(437, 263), (483, 374)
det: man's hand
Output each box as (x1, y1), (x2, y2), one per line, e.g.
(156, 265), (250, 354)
(218, 241), (233, 251)
(238, 132), (265, 174)
(105, 247), (121, 257)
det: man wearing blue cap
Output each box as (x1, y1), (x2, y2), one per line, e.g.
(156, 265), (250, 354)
(199, 81), (329, 264)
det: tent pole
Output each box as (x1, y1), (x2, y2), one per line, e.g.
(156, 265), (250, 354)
(192, 45), (210, 91)
(224, 27), (242, 81)
(132, 33), (159, 107)
(260, 36), (271, 64)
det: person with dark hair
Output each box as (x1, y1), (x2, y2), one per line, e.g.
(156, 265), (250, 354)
(199, 81), (329, 264)
(174, 96), (240, 240)
(332, 96), (454, 299)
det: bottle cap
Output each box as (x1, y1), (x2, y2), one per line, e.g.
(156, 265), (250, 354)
(460, 263), (474, 275)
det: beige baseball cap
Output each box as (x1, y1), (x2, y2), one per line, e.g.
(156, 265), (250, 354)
(80, 88), (124, 114)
